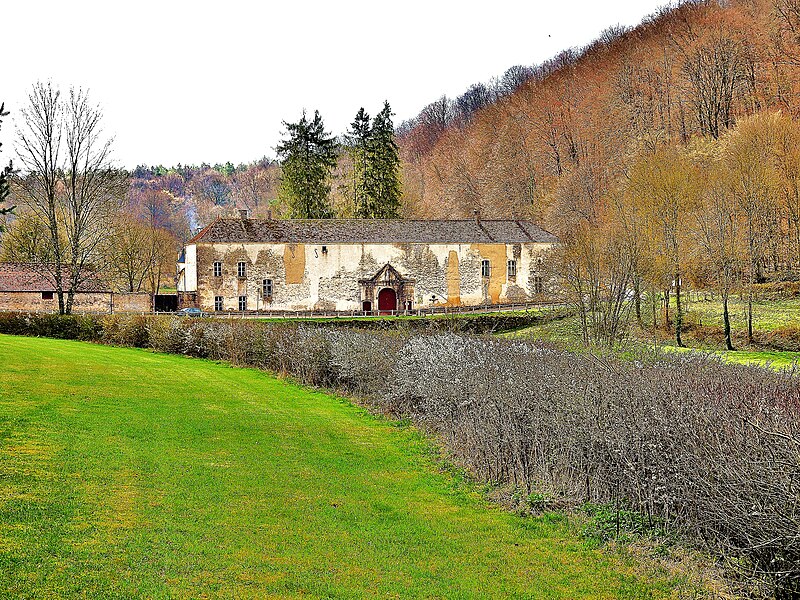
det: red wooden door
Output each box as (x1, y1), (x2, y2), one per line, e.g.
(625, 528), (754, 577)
(377, 288), (397, 315)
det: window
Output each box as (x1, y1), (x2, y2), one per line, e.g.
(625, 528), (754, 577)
(214, 296), (223, 311)
(262, 278), (273, 298)
(213, 261), (222, 277)
(238, 295), (247, 311)
(481, 259), (491, 278)
(533, 276), (544, 295)
(507, 260), (517, 278)
(237, 261), (246, 278)
(41, 291), (54, 300)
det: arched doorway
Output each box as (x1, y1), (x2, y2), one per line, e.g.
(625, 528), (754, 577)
(377, 288), (397, 315)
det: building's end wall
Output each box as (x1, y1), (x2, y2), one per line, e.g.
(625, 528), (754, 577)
(177, 244), (197, 292)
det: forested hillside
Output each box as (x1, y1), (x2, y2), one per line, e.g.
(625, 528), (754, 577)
(398, 0), (800, 222)
(393, 0), (800, 347)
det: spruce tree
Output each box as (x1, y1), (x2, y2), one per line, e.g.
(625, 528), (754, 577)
(346, 107), (371, 218)
(0, 103), (14, 217)
(276, 110), (337, 219)
(366, 101), (401, 218)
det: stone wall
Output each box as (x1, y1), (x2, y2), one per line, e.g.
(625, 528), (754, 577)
(113, 293), (152, 313)
(189, 241), (555, 312)
(0, 292), (112, 313)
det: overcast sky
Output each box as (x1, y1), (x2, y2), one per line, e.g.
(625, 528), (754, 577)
(2, 0), (669, 169)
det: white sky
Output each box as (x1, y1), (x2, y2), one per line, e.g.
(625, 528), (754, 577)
(2, 0), (669, 169)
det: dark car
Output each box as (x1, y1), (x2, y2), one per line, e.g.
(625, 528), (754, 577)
(176, 307), (208, 317)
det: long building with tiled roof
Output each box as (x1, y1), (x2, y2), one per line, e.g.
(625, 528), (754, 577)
(178, 214), (559, 313)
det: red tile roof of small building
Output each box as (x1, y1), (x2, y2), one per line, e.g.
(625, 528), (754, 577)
(0, 263), (110, 293)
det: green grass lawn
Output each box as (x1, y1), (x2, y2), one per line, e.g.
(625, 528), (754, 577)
(681, 296), (800, 332)
(662, 345), (800, 369)
(504, 296), (800, 368)
(507, 312), (800, 369)
(0, 335), (684, 598)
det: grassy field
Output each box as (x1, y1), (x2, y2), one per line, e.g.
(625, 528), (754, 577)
(0, 335), (686, 598)
(662, 345), (800, 369)
(505, 296), (800, 368)
(681, 296), (800, 332)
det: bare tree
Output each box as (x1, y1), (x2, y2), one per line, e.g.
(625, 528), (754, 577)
(694, 163), (743, 350)
(724, 112), (782, 344)
(15, 82), (125, 313)
(681, 36), (752, 139)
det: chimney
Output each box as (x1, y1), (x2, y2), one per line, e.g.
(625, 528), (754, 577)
(239, 208), (250, 220)
(473, 209), (481, 226)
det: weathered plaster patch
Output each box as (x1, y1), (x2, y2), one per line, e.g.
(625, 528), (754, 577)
(459, 250), (482, 299)
(505, 284), (528, 302)
(470, 244), (507, 303)
(357, 248), (382, 279)
(318, 267), (360, 307)
(401, 245), (445, 301)
(284, 244), (305, 284)
(446, 250), (461, 306)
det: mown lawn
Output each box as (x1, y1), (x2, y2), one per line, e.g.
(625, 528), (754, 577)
(0, 335), (682, 598)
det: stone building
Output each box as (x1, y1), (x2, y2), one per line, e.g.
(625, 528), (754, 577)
(0, 262), (112, 313)
(177, 216), (559, 313)
(0, 262), (152, 313)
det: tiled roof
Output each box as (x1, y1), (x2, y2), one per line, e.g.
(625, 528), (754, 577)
(189, 218), (559, 245)
(0, 263), (110, 293)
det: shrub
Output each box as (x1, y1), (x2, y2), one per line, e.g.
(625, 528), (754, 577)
(760, 326), (800, 352)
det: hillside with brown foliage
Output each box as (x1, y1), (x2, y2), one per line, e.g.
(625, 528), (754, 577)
(397, 0), (800, 223)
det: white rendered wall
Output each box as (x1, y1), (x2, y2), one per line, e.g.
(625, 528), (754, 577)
(193, 241), (553, 311)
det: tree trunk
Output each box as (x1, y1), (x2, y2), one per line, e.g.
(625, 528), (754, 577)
(722, 292), (733, 351)
(652, 288), (659, 350)
(634, 275), (642, 328)
(664, 288), (670, 329)
(66, 285), (75, 315)
(674, 273), (684, 348)
(748, 287), (754, 345)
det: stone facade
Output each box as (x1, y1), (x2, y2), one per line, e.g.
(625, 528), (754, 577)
(113, 292), (152, 313)
(177, 218), (558, 312)
(0, 291), (113, 313)
(0, 263), (153, 314)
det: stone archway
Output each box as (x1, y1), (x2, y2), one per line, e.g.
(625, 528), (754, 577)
(377, 287), (397, 315)
(359, 263), (415, 314)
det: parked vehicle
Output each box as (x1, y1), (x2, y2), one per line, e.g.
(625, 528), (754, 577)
(176, 307), (208, 317)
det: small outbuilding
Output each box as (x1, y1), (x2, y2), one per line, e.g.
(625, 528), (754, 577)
(0, 262), (151, 314)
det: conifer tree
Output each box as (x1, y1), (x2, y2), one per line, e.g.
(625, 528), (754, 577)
(366, 101), (401, 218)
(347, 107), (371, 218)
(0, 102), (14, 217)
(276, 110), (337, 219)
